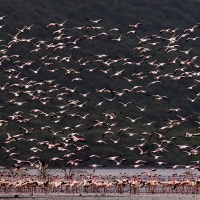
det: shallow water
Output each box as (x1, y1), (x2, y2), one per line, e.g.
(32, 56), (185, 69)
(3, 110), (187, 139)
(1, 194), (200, 200)
(27, 167), (198, 177)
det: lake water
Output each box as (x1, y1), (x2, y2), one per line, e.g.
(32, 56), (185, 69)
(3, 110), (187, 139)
(31, 167), (199, 178)
(1, 193), (199, 200)
(80, 168), (192, 176)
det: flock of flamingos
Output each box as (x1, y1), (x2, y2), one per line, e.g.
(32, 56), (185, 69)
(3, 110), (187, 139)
(0, 15), (199, 195)
(0, 170), (200, 195)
